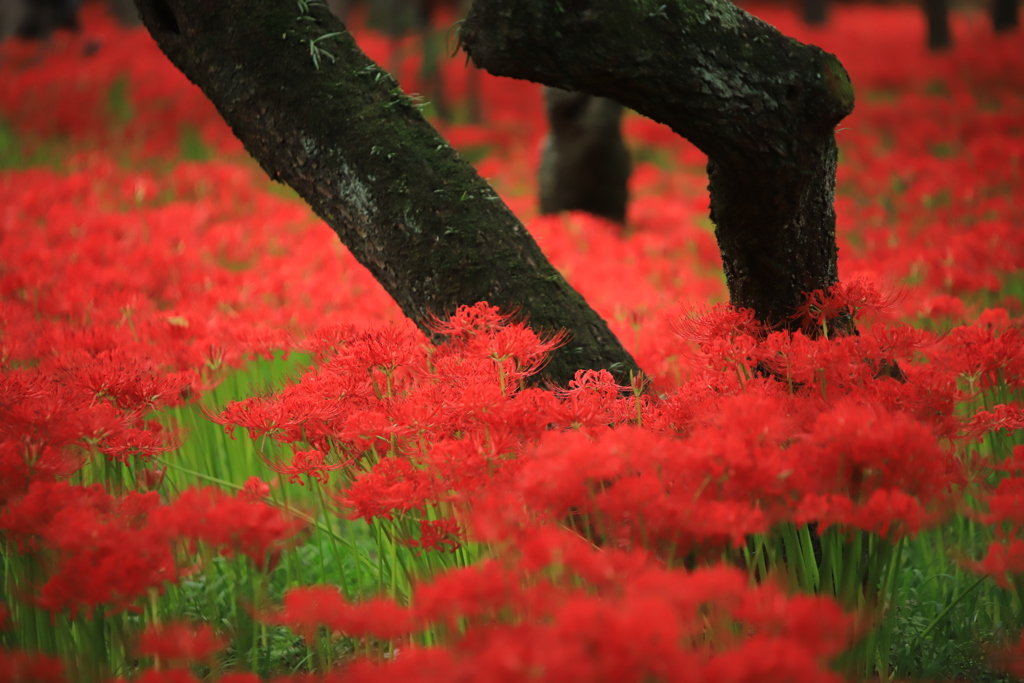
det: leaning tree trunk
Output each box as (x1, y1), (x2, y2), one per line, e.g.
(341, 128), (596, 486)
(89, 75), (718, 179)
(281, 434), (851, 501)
(133, 0), (857, 384)
(132, 0), (639, 386)
(459, 0), (855, 335)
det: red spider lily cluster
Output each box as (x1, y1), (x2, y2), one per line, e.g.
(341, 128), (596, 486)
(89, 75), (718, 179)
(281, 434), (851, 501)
(267, 556), (861, 683)
(1, 1), (1023, 681)
(0, 483), (303, 617)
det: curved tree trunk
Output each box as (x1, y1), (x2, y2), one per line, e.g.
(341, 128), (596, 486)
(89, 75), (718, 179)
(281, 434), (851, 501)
(132, 0), (639, 386)
(459, 0), (855, 334)
(132, 0), (858, 385)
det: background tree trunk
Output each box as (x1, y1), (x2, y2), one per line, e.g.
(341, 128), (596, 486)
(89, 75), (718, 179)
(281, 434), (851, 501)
(993, 0), (1019, 32)
(459, 0), (856, 335)
(925, 0), (952, 50)
(803, 0), (828, 25)
(538, 88), (631, 225)
(108, 0), (141, 26)
(132, 0), (640, 386)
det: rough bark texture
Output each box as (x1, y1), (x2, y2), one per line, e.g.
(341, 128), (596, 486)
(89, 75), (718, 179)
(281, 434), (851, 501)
(132, 0), (640, 385)
(538, 88), (631, 225)
(925, 0), (952, 50)
(460, 0), (855, 334)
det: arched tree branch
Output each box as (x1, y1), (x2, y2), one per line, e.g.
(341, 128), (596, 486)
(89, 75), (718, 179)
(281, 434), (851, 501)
(460, 0), (856, 334)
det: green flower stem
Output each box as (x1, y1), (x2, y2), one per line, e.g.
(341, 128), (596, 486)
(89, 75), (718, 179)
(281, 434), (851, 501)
(893, 574), (988, 679)
(313, 478), (346, 590)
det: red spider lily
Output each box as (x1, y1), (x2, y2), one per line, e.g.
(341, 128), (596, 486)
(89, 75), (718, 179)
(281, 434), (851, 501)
(967, 403), (1024, 441)
(2, 5), (1024, 680)
(962, 453), (1024, 585)
(137, 621), (227, 663)
(967, 539), (1024, 589)
(401, 518), (464, 555)
(928, 311), (1024, 391)
(152, 487), (307, 570)
(972, 454), (1024, 526)
(793, 399), (959, 506)
(299, 323), (360, 362)
(472, 323), (569, 384)
(426, 302), (514, 340)
(216, 675), (262, 683)
(293, 555), (858, 683)
(99, 419), (182, 464)
(266, 585), (414, 643)
(0, 483), (176, 617)
(0, 442), (80, 509)
(0, 650), (65, 683)
(264, 448), (351, 486)
(793, 278), (908, 333)
(133, 670), (202, 683)
(796, 489), (943, 539)
(551, 369), (631, 429)
(513, 425), (775, 556)
(341, 455), (442, 522)
(339, 409), (416, 454)
(670, 303), (763, 349)
(35, 521), (174, 617)
(136, 464), (167, 491)
(336, 325), (427, 375)
(418, 434), (523, 498)
(429, 302), (567, 386)
(701, 636), (849, 683)
(241, 475), (271, 503)
(268, 585), (348, 644)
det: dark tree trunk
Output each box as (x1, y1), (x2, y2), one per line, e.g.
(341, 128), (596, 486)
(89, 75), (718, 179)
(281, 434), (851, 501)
(132, 0), (857, 383)
(803, 0), (828, 25)
(327, 0), (352, 22)
(464, 62), (482, 123)
(417, 2), (450, 122)
(0, 0), (79, 40)
(925, 0), (952, 50)
(459, 0), (855, 335)
(131, 0), (639, 386)
(993, 0), (1019, 32)
(538, 88), (631, 225)
(108, 0), (141, 26)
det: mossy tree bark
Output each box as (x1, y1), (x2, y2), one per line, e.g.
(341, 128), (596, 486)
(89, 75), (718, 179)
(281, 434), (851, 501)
(132, 0), (640, 386)
(460, 0), (856, 335)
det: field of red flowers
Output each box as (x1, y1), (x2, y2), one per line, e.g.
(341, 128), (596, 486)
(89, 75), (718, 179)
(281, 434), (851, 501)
(1, 2), (1022, 681)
